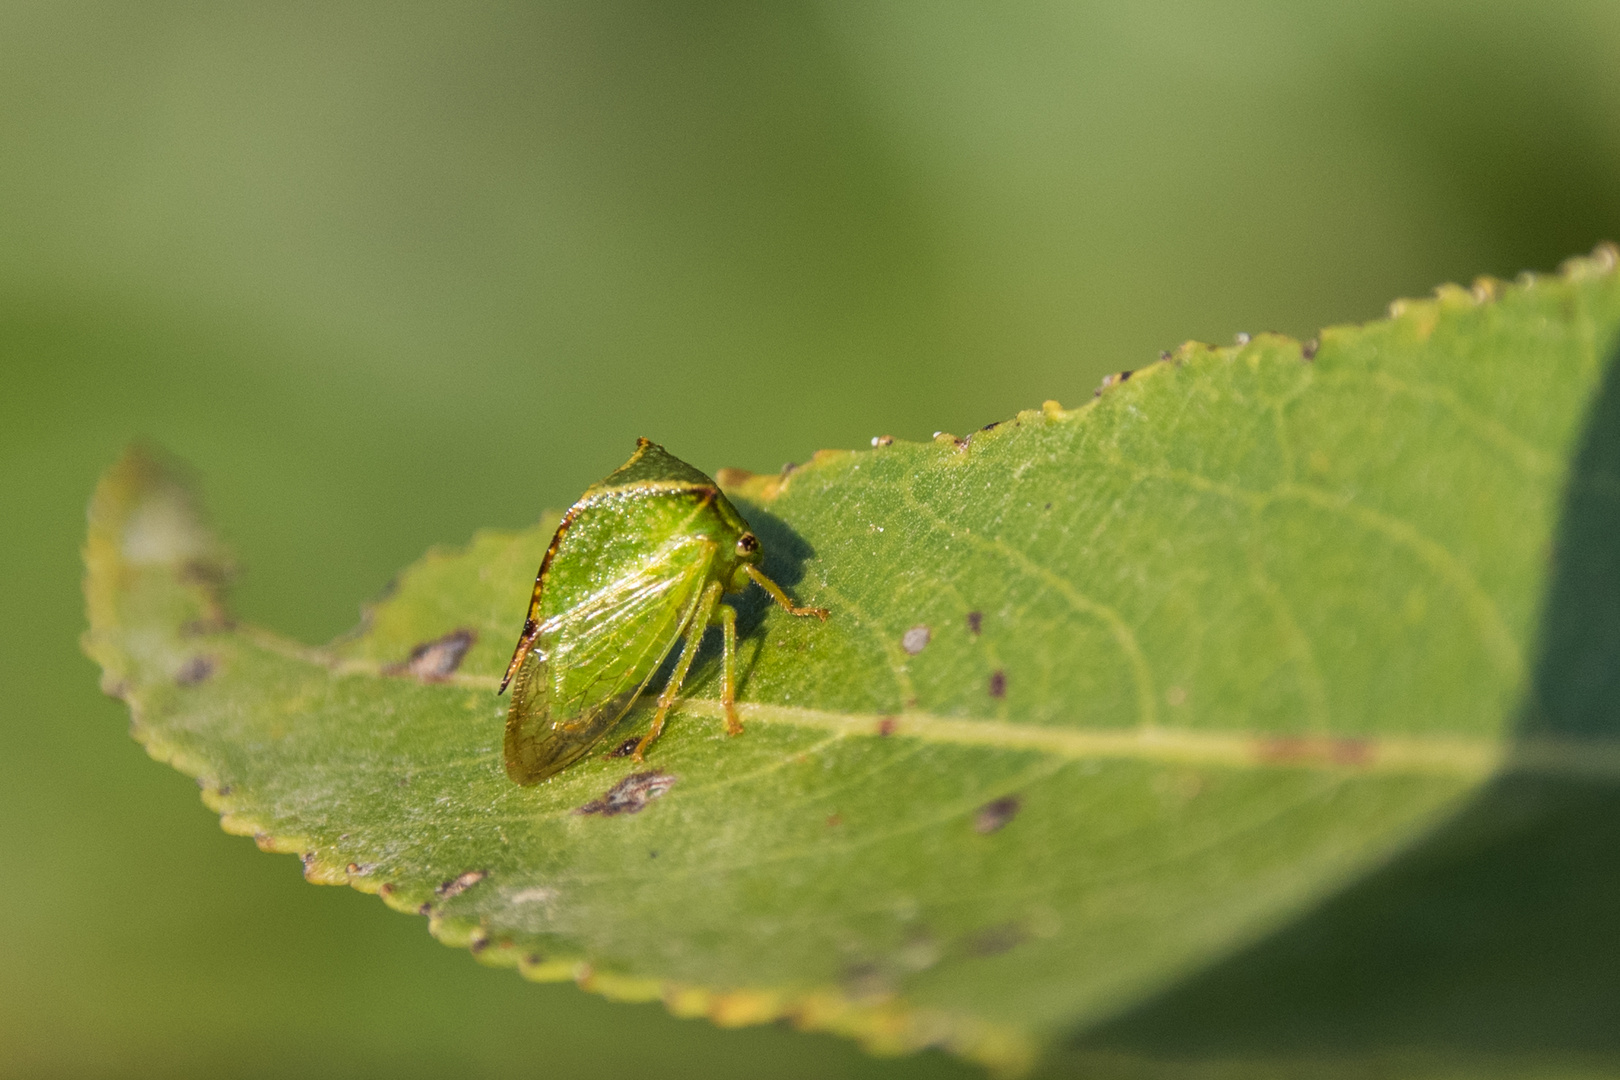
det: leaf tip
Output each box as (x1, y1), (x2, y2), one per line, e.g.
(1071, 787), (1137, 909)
(83, 441), (235, 678)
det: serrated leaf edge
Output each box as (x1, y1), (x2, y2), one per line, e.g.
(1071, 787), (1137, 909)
(82, 243), (1620, 1080)
(718, 243), (1619, 502)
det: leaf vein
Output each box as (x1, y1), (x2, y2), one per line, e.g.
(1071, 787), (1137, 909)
(896, 484), (1159, 729)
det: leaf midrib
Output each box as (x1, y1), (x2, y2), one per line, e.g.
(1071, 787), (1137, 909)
(230, 624), (1620, 780)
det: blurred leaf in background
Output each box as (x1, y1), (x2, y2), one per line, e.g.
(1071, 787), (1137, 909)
(3, 1), (1619, 1077)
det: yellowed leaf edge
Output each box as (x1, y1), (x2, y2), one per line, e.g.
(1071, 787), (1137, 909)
(82, 569), (1036, 1075)
(83, 242), (1620, 1080)
(202, 764), (1035, 1076)
(716, 242), (1620, 504)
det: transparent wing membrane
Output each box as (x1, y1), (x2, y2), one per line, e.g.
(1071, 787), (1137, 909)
(504, 537), (715, 784)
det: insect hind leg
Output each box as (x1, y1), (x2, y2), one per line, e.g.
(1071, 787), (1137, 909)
(717, 601), (742, 735)
(634, 579), (722, 761)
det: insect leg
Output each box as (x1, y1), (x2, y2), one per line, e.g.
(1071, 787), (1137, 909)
(743, 563), (829, 620)
(634, 579), (722, 761)
(716, 602), (742, 735)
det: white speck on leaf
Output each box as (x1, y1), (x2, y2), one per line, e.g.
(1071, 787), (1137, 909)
(510, 887), (558, 904)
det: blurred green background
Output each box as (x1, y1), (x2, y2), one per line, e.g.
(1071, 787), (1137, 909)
(4, 2), (1619, 1076)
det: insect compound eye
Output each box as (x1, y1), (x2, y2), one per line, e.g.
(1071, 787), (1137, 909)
(736, 533), (760, 557)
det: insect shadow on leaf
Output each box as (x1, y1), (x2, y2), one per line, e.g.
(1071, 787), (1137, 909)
(636, 496), (823, 702)
(710, 498), (820, 685)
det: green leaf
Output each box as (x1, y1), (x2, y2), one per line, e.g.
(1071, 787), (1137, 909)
(82, 248), (1620, 1076)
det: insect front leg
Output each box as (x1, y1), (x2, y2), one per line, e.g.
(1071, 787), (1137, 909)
(742, 564), (829, 620)
(634, 579), (722, 762)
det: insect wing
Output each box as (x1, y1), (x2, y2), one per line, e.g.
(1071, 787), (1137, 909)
(504, 537), (715, 784)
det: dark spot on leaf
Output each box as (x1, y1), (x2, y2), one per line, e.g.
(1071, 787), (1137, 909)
(436, 869), (487, 899)
(346, 862), (373, 876)
(980, 421), (1000, 432)
(470, 937), (489, 954)
(217, 785), (231, 796)
(966, 923), (1027, 957)
(1302, 338), (1319, 360)
(1159, 350), (1172, 361)
(378, 883), (395, 898)
(975, 795), (1022, 834)
(902, 625), (930, 654)
(989, 670), (1007, 698)
(876, 717), (898, 737)
(525, 953), (543, 967)
(175, 655), (215, 686)
(781, 461), (799, 476)
(1044, 502), (1052, 510)
(577, 771), (677, 816)
(649, 850), (658, 859)
(1095, 370), (1133, 396)
(607, 737), (641, 758)
(418, 902), (433, 916)
(966, 611), (982, 635)
(826, 813), (842, 827)
(388, 628), (476, 683)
